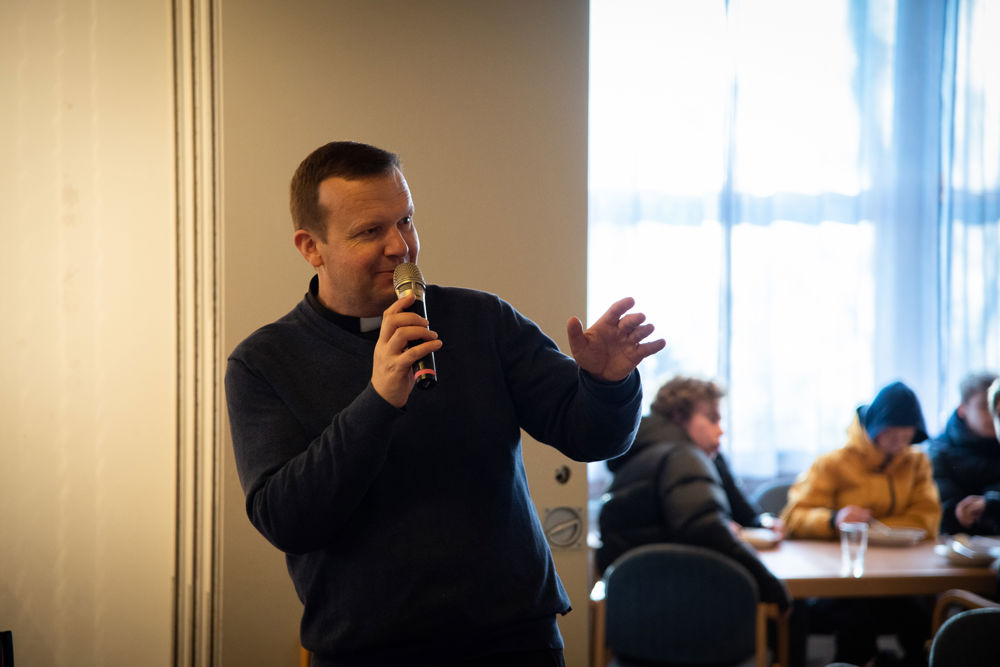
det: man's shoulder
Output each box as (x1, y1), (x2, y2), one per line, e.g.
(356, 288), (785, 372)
(228, 300), (314, 360)
(609, 441), (673, 475)
(646, 441), (713, 476)
(928, 411), (960, 449)
(901, 445), (933, 466)
(427, 285), (544, 333)
(805, 447), (849, 474)
(927, 432), (956, 460)
(427, 284), (507, 311)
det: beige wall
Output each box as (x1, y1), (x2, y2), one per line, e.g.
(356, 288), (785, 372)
(0, 1), (177, 665)
(1, 1), (592, 665)
(218, 1), (591, 665)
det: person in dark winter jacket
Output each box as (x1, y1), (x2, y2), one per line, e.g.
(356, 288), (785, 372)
(596, 375), (791, 612)
(929, 371), (1000, 536)
(713, 449), (786, 539)
(992, 378), (1000, 437)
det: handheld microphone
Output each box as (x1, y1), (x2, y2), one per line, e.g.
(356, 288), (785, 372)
(392, 262), (438, 389)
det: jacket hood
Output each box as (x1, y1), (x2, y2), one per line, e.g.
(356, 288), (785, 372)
(844, 412), (919, 471)
(858, 381), (928, 443)
(606, 412), (690, 472)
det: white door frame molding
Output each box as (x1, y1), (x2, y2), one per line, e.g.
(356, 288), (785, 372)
(173, 1), (222, 665)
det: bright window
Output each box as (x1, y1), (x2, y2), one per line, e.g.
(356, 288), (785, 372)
(588, 0), (1000, 500)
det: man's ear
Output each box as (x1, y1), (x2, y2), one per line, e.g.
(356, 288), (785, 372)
(293, 229), (324, 268)
(957, 403), (968, 420)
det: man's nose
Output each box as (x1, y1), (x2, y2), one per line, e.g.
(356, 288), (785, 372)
(386, 229), (409, 257)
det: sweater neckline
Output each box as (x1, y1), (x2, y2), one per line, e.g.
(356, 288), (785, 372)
(304, 275), (381, 341)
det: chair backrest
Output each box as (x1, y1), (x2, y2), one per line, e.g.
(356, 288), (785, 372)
(750, 479), (793, 516)
(1, 630), (13, 667)
(929, 607), (1000, 667)
(604, 543), (759, 666)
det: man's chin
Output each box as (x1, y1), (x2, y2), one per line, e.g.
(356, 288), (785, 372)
(698, 444), (720, 459)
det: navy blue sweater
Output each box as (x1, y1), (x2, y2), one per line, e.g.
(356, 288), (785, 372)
(225, 285), (642, 664)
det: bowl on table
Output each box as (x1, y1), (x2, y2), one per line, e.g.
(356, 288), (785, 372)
(934, 534), (1000, 566)
(740, 527), (781, 550)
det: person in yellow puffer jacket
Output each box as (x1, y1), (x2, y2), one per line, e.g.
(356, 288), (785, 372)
(782, 386), (941, 541)
(781, 381), (941, 667)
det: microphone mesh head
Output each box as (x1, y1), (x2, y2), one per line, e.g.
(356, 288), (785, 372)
(393, 262), (425, 292)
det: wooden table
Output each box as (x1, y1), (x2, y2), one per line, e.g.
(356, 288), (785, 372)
(757, 539), (997, 599)
(757, 539), (997, 667)
(590, 540), (998, 667)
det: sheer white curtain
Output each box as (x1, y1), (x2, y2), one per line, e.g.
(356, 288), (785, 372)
(939, 0), (1000, 407)
(588, 0), (1000, 485)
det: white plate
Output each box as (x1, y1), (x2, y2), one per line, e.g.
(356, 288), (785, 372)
(934, 541), (999, 566)
(867, 527), (926, 546)
(740, 527), (780, 550)
(967, 535), (1000, 551)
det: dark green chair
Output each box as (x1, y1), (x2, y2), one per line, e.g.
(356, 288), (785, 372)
(929, 607), (1000, 667)
(1, 630), (12, 667)
(603, 543), (768, 666)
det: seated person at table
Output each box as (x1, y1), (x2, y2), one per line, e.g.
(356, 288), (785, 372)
(992, 377), (1000, 441)
(714, 442), (786, 540)
(781, 381), (941, 667)
(930, 371), (1000, 536)
(991, 377), (1000, 434)
(596, 376), (791, 612)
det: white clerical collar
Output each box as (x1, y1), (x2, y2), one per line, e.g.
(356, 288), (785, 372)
(359, 316), (382, 333)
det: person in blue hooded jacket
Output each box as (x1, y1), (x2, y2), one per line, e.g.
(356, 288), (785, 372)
(783, 381), (939, 667)
(929, 371), (1000, 536)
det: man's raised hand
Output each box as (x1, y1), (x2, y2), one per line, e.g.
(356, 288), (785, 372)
(566, 297), (666, 382)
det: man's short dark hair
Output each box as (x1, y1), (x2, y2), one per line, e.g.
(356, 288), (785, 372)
(650, 376), (725, 426)
(290, 141), (402, 239)
(959, 371), (999, 405)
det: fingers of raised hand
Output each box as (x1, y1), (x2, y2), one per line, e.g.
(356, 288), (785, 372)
(599, 297), (637, 325)
(633, 336), (666, 360)
(624, 322), (655, 345)
(612, 310), (658, 343)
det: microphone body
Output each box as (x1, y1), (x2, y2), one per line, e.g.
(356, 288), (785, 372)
(392, 262), (438, 389)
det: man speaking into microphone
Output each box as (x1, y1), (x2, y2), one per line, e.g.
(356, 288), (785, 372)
(225, 141), (665, 667)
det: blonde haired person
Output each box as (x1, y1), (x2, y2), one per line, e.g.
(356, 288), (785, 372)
(597, 376), (791, 611)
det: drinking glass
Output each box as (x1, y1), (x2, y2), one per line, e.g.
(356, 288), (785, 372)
(839, 521), (868, 578)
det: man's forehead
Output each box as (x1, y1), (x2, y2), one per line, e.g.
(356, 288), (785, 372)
(694, 400), (720, 420)
(320, 167), (408, 193)
(319, 170), (412, 216)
